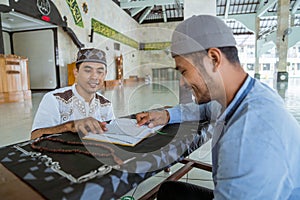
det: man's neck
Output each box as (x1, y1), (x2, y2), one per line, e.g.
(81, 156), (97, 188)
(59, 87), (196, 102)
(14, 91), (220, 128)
(225, 71), (248, 107)
(75, 84), (95, 103)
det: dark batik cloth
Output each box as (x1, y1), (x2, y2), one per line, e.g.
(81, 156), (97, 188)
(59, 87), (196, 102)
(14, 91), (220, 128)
(0, 121), (207, 200)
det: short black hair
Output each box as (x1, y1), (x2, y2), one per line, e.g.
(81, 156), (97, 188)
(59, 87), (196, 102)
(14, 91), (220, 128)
(217, 46), (240, 65)
(76, 63), (80, 70)
(183, 46), (241, 72)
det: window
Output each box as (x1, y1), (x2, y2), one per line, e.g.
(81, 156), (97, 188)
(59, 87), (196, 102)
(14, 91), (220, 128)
(262, 63), (270, 71)
(246, 63), (254, 71)
(265, 50), (271, 54)
(297, 63), (300, 71)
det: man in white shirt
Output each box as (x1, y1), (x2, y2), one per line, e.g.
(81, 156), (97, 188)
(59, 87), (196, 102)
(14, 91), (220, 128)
(31, 48), (115, 139)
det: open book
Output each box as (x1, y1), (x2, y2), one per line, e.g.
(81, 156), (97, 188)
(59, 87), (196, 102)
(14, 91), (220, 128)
(83, 118), (164, 146)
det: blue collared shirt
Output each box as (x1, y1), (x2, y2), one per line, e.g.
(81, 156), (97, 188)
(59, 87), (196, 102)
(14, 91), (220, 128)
(167, 75), (300, 199)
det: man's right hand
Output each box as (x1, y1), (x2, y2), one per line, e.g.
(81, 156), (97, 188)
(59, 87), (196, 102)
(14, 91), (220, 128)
(136, 110), (170, 128)
(72, 117), (107, 136)
(31, 117), (107, 140)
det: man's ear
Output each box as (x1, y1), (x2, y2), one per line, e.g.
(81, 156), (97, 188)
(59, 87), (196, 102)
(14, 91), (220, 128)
(73, 67), (79, 79)
(207, 48), (221, 72)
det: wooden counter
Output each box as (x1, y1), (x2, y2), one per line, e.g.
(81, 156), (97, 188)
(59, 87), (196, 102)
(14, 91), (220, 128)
(0, 55), (31, 103)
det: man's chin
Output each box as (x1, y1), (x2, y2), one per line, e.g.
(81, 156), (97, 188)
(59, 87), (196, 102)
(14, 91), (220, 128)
(193, 98), (210, 105)
(87, 88), (98, 94)
(193, 98), (201, 104)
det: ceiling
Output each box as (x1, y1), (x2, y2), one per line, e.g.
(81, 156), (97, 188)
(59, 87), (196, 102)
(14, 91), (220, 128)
(113, 0), (300, 38)
(2, 1), (299, 40)
(113, 0), (184, 24)
(1, 11), (57, 32)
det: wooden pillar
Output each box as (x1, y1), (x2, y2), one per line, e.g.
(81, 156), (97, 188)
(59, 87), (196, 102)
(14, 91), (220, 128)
(275, 0), (290, 82)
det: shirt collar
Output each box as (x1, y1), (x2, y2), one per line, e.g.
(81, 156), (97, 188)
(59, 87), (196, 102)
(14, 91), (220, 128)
(217, 75), (253, 123)
(72, 84), (95, 103)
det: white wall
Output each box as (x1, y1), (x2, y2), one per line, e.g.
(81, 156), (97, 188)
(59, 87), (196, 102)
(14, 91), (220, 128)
(13, 29), (57, 89)
(2, 31), (11, 54)
(137, 22), (179, 77)
(53, 0), (140, 82)
(4, 0), (219, 86)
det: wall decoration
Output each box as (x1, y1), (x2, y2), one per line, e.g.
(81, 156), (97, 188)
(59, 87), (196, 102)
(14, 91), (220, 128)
(37, 0), (51, 16)
(66, 0), (84, 28)
(139, 42), (171, 50)
(92, 18), (139, 49)
(114, 43), (120, 51)
(82, 2), (88, 14)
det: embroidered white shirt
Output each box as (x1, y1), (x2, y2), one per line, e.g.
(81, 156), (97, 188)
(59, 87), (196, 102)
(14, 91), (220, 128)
(32, 84), (115, 131)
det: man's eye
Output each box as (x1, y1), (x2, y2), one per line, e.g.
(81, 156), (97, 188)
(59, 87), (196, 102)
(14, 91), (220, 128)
(84, 70), (91, 73)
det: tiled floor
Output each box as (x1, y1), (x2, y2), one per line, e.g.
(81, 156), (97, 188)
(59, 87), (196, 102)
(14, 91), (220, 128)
(0, 78), (299, 199)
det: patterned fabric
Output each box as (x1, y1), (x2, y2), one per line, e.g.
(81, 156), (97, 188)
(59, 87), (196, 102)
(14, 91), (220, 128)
(76, 48), (107, 66)
(32, 84), (115, 132)
(1, 121), (206, 200)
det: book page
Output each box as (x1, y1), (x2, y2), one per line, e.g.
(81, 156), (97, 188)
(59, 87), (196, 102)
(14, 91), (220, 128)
(106, 118), (150, 137)
(83, 118), (164, 146)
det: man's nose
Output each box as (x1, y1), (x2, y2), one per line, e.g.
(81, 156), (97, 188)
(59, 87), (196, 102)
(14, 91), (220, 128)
(90, 70), (99, 78)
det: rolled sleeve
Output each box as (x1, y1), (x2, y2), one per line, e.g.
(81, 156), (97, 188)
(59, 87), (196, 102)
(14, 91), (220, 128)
(167, 102), (208, 124)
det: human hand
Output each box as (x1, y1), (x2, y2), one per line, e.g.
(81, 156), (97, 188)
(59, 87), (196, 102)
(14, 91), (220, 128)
(136, 110), (170, 128)
(72, 117), (107, 135)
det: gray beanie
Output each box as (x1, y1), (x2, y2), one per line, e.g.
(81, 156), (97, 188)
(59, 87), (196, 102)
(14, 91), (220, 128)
(171, 15), (236, 57)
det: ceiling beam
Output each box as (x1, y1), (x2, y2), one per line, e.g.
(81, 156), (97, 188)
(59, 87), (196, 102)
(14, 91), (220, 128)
(224, 0), (231, 19)
(162, 5), (167, 22)
(292, 0), (300, 14)
(258, 10), (299, 17)
(222, 11), (300, 21)
(256, 0), (277, 17)
(139, 6), (154, 24)
(256, 0), (266, 11)
(120, 0), (183, 9)
(130, 7), (146, 16)
(221, 13), (256, 32)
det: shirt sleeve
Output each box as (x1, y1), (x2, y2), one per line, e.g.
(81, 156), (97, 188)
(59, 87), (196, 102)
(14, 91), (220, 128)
(167, 102), (208, 123)
(31, 93), (61, 131)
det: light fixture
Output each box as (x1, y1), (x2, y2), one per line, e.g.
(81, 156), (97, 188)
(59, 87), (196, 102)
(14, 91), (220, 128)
(41, 15), (51, 22)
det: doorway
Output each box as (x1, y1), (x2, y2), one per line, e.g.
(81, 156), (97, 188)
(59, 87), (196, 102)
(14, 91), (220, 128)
(1, 11), (59, 89)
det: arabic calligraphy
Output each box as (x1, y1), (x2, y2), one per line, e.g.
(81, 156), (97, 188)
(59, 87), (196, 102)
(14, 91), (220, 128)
(92, 18), (138, 49)
(66, 0), (84, 28)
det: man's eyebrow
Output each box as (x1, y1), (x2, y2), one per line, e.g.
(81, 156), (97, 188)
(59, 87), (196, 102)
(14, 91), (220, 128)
(82, 65), (105, 70)
(97, 66), (105, 70)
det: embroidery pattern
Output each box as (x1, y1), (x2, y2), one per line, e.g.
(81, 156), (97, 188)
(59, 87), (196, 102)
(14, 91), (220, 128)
(53, 90), (112, 122)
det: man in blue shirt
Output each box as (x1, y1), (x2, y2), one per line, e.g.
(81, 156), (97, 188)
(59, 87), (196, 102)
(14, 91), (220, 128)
(136, 15), (300, 200)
